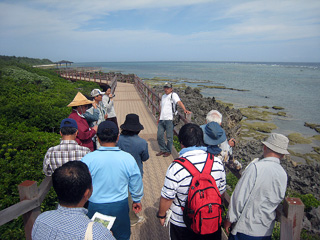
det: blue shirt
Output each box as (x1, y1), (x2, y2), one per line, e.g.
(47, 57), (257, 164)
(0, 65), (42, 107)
(117, 134), (149, 176)
(82, 146), (144, 203)
(32, 205), (115, 240)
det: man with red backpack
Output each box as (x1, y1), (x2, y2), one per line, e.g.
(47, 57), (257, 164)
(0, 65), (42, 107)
(158, 123), (226, 240)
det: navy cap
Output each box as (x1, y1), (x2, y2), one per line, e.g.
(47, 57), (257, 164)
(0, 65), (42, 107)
(97, 121), (119, 136)
(60, 118), (78, 129)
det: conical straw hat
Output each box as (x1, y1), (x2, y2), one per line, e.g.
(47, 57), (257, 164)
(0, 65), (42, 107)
(67, 92), (94, 107)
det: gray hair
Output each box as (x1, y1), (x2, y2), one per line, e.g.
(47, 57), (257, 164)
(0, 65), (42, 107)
(206, 110), (222, 125)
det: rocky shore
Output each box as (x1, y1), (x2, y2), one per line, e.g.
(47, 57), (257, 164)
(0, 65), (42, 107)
(152, 85), (320, 235)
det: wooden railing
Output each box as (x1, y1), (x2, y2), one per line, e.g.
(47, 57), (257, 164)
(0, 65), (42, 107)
(0, 73), (304, 240)
(0, 177), (52, 240)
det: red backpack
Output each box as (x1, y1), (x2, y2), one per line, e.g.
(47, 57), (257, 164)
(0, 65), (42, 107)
(174, 153), (223, 235)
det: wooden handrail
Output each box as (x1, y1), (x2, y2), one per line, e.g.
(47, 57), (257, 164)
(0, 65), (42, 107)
(0, 177), (52, 226)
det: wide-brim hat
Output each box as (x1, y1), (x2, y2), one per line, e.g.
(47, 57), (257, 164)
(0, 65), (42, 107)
(120, 114), (144, 131)
(201, 122), (227, 146)
(262, 133), (290, 155)
(67, 92), (94, 107)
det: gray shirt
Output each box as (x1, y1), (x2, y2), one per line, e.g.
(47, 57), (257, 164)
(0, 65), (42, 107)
(227, 157), (287, 237)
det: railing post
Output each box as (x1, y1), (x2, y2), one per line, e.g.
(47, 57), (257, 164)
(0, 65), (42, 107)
(18, 180), (41, 240)
(280, 197), (304, 240)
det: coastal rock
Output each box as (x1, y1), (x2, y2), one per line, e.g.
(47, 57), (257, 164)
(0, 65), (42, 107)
(152, 85), (320, 201)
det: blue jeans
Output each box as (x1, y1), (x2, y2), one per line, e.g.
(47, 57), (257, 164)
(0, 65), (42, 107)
(87, 198), (130, 240)
(157, 120), (174, 153)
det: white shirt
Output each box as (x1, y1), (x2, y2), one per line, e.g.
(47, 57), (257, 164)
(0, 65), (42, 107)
(159, 92), (180, 120)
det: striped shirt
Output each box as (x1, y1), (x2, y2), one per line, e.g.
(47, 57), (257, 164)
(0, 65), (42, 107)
(161, 149), (226, 227)
(32, 205), (115, 240)
(43, 140), (90, 176)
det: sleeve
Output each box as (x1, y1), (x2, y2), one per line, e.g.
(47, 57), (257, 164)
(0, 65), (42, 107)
(43, 151), (52, 176)
(77, 121), (96, 141)
(172, 92), (181, 105)
(161, 163), (179, 200)
(227, 163), (257, 223)
(141, 142), (149, 162)
(102, 95), (113, 111)
(83, 107), (99, 123)
(93, 222), (116, 240)
(128, 157), (144, 202)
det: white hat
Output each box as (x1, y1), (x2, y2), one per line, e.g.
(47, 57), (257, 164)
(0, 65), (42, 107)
(91, 89), (105, 97)
(262, 133), (290, 155)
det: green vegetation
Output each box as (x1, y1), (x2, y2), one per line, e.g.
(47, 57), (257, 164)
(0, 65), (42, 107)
(0, 56), (100, 239)
(304, 122), (320, 133)
(241, 121), (277, 133)
(272, 106), (285, 110)
(288, 133), (312, 145)
(226, 172), (239, 195)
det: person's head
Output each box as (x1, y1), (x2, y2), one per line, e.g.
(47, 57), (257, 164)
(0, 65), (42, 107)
(206, 110), (222, 125)
(102, 85), (111, 95)
(163, 82), (173, 95)
(262, 133), (289, 159)
(97, 121), (119, 144)
(52, 161), (92, 207)
(120, 114), (144, 136)
(178, 123), (204, 148)
(60, 118), (78, 137)
(91, 89), (104, 102)
(67, 92), (94, 114)
(200, 122), (226, 146)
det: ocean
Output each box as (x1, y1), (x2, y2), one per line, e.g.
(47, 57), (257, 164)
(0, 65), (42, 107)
(74, 61), (320, 157)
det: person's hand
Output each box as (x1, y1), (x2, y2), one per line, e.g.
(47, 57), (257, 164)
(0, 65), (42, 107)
(92, 125), (98, 132)
(132, 202), (142, 214)
(224, 219), (232, 235)
(228, 138), (236, 147)
(104, 113), (108, 120)
(159, 218), (165, 226)
(185, 110), (191, 114)
(109, 93), (113, 98)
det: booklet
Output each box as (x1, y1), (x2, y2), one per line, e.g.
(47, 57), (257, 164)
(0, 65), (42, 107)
(91, 212), (116, 230)
(164, 209), (172, 227)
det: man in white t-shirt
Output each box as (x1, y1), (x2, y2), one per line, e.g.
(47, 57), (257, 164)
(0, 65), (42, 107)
(156, 82), (191, 157)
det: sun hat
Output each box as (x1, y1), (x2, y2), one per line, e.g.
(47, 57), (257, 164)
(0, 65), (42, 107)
(200, 122), (227, 146)
(67, 92), (94, 107)
(60, 118), (78, 129)
(164, 82), (172, 88)
(97, 121), (119, 136)
(91, 89), (105, 97)
(262, 133), (290, 155)
(120, 114), (144, 131)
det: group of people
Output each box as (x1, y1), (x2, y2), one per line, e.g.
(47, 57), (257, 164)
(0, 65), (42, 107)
(34, 82), (290, 240)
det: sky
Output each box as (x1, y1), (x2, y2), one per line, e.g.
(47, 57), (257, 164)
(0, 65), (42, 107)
(0, 0), (320, 63)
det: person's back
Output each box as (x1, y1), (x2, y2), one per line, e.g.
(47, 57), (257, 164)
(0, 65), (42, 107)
(82, 121), (143, 240)
(43, 118), (90, 176)
(117, 114), (149, 176)
(32, 161), (115, 240)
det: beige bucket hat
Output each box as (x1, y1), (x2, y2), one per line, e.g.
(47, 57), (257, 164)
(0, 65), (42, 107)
(262, 133), (290, 155)
(67, 92), (94, 107)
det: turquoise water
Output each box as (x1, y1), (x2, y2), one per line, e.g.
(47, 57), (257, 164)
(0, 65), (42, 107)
(74, 61), (320, 140)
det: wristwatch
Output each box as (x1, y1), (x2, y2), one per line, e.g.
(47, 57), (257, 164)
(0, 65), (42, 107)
(156, 211), (167, 219)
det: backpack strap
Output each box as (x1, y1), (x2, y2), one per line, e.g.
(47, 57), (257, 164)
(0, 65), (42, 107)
(173, 152), (215, 176)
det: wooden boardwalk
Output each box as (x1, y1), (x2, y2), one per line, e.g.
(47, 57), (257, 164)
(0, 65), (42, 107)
(115, 82), (176, 240)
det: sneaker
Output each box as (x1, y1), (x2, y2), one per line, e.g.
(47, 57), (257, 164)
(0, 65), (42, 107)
(131, 216), (146, 227)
